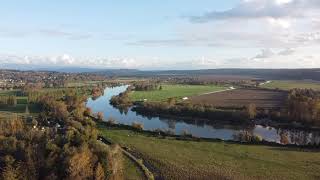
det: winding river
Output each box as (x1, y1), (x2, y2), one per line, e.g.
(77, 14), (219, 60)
(86, 85), (320, 145)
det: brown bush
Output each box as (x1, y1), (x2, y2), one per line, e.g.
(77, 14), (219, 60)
(132, 122), (144, 130)
(97, 112), (104, 121)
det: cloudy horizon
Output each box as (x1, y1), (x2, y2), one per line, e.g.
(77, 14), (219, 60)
(1, 0), (320, 70)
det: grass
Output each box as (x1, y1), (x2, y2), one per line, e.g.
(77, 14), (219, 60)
(129, 84), (227, 102)
(99, 128), (320, 180)
(123, 154), (146, 180)
(260, 80), (320, 91)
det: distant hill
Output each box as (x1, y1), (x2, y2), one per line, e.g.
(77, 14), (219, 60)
(95, 68), (320, 81)
(1, 64), (320, 81)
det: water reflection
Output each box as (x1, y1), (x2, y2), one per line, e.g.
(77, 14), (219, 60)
(86, 85), (320, 145)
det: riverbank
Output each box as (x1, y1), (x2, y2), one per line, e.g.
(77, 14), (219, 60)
(98, 127), (320, 180)
(96, 122), (320, 148)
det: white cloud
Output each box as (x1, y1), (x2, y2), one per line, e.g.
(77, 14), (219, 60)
(0, 50), (319, 69)
(254, 49), (275, 59)
(0, 54), (146, 69)
(133, 0), (320, 51)
(252, 48), (296, 60)
(278, 48), (295, 55)
(267, 17), (292, 28)
(190, 0), (320, 22)
(275, 0), (293, 5)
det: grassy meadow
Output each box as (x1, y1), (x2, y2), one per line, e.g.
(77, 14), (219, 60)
(99, 128), (320, 180)
(129, 84), (227, 102)
(260, 80), (320, 91)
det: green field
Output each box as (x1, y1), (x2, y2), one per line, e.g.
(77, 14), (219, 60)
(99, 128), (320, 180)
(129, 84), (227, 102)
(260, 80), (320, 91)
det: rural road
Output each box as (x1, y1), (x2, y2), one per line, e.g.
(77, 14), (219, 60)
(259, 80), (272, 86)
(200, 86), (236, 96)
(199, 80), (272, 96)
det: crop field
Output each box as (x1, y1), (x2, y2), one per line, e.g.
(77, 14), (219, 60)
(99, 128), (320, 180)
(129, 84), (227, 102)
(190, 88), (287, 108)
(260, 80), (320, 91)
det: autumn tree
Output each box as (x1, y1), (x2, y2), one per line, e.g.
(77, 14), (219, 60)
(67, 146), (95, 179)
(246, 103), (257, 119)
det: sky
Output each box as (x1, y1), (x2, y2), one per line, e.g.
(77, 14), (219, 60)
(0, 0), (320, 70)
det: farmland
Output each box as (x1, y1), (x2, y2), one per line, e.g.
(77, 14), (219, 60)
(129, 84), (227, 102)
(99, 128), (320, 180)
(190, 88), (287, 108)
(260, 80), (320, 91)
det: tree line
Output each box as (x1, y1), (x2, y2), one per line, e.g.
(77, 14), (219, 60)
(132, 82), (161, 91)
(285, 89), (320, 126)
(132, 100), (253, 124)
(0, 95), (17, 106)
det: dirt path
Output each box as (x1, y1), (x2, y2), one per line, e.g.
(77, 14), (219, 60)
(98, 136), (155, 180)
(200, 86), (236, 96)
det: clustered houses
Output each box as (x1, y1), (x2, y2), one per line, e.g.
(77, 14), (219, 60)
(0, 70), (107, 90)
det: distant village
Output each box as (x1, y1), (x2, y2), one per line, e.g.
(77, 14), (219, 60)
(0, 70), (106, 90)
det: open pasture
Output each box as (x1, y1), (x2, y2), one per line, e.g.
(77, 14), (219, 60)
(129, 84), (227, 102)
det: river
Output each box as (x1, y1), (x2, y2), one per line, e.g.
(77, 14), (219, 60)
(86, 85), (320, 145)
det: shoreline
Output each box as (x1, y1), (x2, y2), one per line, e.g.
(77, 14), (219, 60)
(97, 122), (320, 149)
